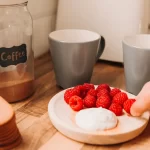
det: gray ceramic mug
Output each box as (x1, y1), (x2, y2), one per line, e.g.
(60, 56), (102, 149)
(122, 34), (150, 95)
(49, 29), (105, 89)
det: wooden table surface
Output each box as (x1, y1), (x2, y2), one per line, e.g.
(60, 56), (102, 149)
(11, 52), (150, 150)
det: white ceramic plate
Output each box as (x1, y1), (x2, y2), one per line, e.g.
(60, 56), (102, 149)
(48, 86), (150, 145)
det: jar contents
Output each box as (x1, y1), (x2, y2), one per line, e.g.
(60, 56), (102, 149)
(0, 71), (34, 103)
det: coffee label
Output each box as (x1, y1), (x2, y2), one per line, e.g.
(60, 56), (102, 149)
(0, 44), (27, 67)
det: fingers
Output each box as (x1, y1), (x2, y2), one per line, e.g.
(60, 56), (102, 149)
(130, 97), (150, 116)
(130, 82), (150, 116)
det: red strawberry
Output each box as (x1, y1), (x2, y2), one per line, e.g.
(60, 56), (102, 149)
(64, 88), (80, 104)
(112, 92), (128, 106)
(110, 88), (121, 97)
(96, 95), (111, 109)
(96, 84), (111, 92)
(83, 83), (95, 92)
(75, 85), (86, 99)
(109, 103), (123, 116)
(87, 89), (97, 97)
(69, 95), (83, 111)
(97, 88), (110, 98)
(84, 95), (97, 108)
(123, 99), (136, 115)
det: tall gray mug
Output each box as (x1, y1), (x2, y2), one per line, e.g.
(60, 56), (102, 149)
(49, 29), (105, 89)
(122, 34), (150, 95)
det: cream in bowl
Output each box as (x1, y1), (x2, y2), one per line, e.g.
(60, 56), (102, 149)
(75, 107), (118, 131)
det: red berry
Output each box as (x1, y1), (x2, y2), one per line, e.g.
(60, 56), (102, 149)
(80, 91), (87, 99)
(74, 85), (86, 99)
(84, 95), (97, 108)
(109, 103), (123, 116)
(97, 89), (110, 98)
(123, 99), (136, 115)
(75, 85), (85, 92)
(110, 88), (121, 97)
(112, 92), (128, 106)
(72, 87), (80, 96)
(69, 95), (83, 111)
(87, 89), (97, 97)
(83, 83), (95, 92)
(96, 95), (111, 109)
(64, 88), (80, 104)
(96, 84), (111, 92)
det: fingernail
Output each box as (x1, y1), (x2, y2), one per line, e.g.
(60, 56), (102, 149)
(130, 108), (141, 117)
(131, 111), (141, 117)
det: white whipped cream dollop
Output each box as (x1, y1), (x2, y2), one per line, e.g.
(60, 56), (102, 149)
(75, 107), (118, 131)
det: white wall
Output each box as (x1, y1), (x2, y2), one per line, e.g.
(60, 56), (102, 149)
(56, 0), (150, 62)
(28, 0), (58, 57)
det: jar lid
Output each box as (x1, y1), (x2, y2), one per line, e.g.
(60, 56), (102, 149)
(0, 0), (28, 5)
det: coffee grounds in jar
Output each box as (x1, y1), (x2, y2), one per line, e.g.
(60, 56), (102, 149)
(0, 70), (34, 103)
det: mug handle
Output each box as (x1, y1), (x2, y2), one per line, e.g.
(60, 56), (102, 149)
(96, 36), (105, 61)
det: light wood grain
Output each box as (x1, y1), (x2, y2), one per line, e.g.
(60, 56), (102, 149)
(39, 132), (83, 150)
(10, 52), (150, 150)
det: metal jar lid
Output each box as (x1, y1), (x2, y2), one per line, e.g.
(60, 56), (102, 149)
(0, 0), (28, 5)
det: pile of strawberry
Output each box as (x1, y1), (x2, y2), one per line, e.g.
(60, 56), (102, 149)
(64, 83), (136, 116)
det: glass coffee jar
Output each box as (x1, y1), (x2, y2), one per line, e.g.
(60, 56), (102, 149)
(0, 0), (34, 102)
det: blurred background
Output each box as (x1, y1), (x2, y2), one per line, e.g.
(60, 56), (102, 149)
(27, 0), (58, 57)
(27, 0), (150, 62)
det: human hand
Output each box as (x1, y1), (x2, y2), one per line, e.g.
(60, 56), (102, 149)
(130, 82), (150, 116)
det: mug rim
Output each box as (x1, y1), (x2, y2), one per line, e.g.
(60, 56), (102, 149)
(123, 34), (150, 50)
(49, 29), (101, 44)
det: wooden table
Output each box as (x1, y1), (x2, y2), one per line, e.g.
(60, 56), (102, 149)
(11, 52), (150, 150)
